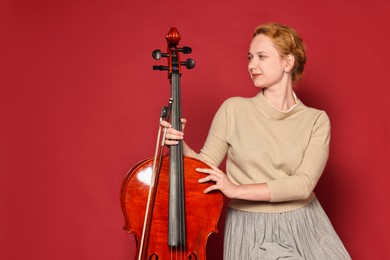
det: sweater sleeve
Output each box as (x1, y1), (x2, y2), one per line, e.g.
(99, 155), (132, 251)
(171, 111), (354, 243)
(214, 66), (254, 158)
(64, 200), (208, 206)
(267, 112), (331, 202)
(193, 101), (229, 167)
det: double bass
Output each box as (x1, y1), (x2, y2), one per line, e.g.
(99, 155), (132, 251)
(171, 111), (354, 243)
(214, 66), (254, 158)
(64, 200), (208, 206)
(120, 27), (223, 260)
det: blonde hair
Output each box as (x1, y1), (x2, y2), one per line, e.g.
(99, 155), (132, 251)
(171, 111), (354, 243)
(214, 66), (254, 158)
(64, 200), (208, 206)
(254, 23), (306, 81)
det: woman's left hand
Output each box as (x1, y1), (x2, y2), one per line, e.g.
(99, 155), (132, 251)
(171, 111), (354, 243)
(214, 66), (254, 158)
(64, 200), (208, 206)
(196, 164), (238, 199)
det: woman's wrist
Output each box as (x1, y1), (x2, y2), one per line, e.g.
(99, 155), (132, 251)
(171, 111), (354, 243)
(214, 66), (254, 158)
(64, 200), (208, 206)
(233, 183), (271, 202)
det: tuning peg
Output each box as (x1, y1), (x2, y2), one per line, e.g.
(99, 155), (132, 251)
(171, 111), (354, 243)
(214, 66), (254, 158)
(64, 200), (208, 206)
(178, 46), (192, 54)
(181, 58), (195, 69)
(153, 65), (169, 71)
(152, 50), (161, 60)
(152, 50), (169, 60)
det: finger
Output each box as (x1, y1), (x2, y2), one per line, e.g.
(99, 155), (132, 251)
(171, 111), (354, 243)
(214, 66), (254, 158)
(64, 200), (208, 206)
(160, 120), (171, 128)
(161, 121), (184, 135)
(167, 127), (184, 137)
(196, 168), (224, 181)
(181, 118), (186, 127)
(207, 163), (223, 173)
(196, 160), (223, 173)
(165, 135), (183, 144)
(204, 184), (219, 193)
(165, 132), (183, 139)
(198, 175), (214, 183)
(165, 128), (184, 140)
(164, 139), (180, 145)
(196, 168), (214, 175)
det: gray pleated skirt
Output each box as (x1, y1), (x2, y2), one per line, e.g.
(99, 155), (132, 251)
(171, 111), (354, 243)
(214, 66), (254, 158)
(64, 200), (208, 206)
(224, 198), (351, 260)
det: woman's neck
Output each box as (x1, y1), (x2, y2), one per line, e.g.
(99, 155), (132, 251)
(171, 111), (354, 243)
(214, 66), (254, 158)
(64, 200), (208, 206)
(262, 87), (296, 111)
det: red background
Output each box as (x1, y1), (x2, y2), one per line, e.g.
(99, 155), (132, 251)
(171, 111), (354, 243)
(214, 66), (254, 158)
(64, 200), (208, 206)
(1, 0), (389, 259)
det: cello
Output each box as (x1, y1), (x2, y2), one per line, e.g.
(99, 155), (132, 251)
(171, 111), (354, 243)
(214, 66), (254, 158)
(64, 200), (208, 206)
(120, 27), (223, 260)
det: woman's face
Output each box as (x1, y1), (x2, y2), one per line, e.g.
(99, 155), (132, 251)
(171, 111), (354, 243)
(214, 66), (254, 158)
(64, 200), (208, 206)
(248, 34), (287, 89)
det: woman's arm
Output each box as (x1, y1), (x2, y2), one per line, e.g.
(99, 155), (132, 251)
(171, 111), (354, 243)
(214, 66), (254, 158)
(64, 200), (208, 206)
(197, 163), (271, 201)
(266, 112), (331, 202)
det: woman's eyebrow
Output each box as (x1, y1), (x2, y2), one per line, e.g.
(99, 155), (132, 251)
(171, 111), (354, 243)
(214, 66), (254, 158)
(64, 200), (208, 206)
(248, 51), (266, 55)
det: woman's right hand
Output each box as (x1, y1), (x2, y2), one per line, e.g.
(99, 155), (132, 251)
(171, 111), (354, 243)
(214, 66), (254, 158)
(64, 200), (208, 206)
(160, 118), (186, 146)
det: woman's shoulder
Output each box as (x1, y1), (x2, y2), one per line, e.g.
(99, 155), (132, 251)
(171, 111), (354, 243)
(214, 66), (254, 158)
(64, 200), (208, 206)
(299, 100), (329, 118)
(221, 95), (256, 108)
(215, 96), (257, 117)
(299, 104), (330, 127)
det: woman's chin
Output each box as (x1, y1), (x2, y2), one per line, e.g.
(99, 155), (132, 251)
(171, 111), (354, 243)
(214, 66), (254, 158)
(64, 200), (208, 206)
(253, 82), (264, 88)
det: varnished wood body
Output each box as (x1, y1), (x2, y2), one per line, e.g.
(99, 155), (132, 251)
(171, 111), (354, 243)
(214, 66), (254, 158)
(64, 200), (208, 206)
(120, 156), (223, 260)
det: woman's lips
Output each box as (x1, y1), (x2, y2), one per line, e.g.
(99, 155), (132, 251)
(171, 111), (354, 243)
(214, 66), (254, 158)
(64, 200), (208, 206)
(252, 73), (262, 79)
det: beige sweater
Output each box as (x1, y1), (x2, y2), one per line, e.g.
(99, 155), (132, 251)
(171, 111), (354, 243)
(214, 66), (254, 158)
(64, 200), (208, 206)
(195, 91), (330, 213)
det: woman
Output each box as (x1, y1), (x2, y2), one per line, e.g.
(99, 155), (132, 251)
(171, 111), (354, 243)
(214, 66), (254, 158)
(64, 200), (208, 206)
(163, 23), (351, 259)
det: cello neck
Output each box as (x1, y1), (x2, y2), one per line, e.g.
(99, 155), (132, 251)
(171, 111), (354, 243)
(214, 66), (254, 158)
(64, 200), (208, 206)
(168, 71), (186, 247)
(151, 27), (196, 248)
(167, 27), (186, 244)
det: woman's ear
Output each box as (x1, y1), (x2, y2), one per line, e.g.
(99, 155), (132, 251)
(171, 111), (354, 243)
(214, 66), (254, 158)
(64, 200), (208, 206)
(284, 54), (295, 73)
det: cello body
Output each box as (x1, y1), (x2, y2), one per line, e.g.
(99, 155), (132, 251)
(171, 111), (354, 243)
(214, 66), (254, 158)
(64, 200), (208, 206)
(121, 157), (223, 259)
(120, 27), (224, 260)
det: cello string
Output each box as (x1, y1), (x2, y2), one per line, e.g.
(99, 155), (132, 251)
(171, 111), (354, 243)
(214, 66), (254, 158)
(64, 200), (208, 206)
(180, 147), (185, 260)
(175, 72), (185, 260)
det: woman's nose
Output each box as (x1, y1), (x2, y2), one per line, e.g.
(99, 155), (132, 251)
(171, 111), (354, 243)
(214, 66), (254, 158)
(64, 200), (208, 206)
(248, 60), (257, 71)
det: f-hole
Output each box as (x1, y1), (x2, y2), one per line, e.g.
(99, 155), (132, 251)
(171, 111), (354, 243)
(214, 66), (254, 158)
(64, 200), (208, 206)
(188, 252), (197, 259)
